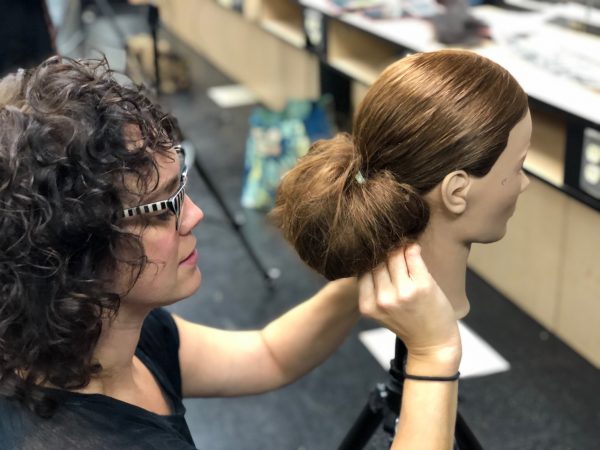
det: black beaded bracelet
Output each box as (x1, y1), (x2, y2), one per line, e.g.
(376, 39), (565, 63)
(403, 370), (460, 382)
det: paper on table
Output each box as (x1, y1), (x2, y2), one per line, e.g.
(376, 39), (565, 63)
(207, 85), (259, 109)
(358, 321), (510, 378)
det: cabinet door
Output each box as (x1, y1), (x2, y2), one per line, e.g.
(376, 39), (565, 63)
(469, 177), (568, 330)
(159, 0), (319, 111)
(557, 199), (600, 367)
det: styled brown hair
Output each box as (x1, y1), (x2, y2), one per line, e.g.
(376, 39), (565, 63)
(272, 49), (528, 280)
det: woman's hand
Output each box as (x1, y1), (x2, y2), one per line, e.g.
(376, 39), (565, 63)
(358, 244), (461, 372)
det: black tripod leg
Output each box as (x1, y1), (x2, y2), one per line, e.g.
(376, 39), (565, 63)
(148, 6), (277, 290)
(148, 5), (160, 95)
(339, 383), (388, 450)
(455, 412), (484, 450)
(339, 339), (406, 449)
(192, 151), (278, 290)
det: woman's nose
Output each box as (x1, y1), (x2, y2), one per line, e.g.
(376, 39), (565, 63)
(180, 194), (203, 233)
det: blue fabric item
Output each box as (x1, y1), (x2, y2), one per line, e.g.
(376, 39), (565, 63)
(241, 98), (333, 210)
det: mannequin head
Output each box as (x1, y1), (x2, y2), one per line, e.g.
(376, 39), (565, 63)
(426, 109), (531, 246)
(272, 49), (529, 281)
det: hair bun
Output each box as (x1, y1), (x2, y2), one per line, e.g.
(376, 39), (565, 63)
(272, 135), (429, 280)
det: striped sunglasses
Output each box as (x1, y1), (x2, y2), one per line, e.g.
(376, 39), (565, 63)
(122, 145), (188, 230)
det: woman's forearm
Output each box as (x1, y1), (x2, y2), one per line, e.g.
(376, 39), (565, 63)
(357, 246), (463, 450)
(392, 354), (461, 450)
(260, 278), (360, 384)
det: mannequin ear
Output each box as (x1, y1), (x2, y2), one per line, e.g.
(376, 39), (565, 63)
(440, 170), (471, 215)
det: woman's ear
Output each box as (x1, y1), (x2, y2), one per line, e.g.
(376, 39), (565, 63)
(440, 170), (471, 215)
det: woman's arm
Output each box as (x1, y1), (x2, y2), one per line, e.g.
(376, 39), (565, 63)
(176, 244), (459, 449)
(260, 277), (360, 381)
(393, 353), (460, 450)
(358, 244), (462, 450)
(174, 278), (359, 397)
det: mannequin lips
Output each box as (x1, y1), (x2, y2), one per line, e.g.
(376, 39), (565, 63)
(180, 248), (198, 266)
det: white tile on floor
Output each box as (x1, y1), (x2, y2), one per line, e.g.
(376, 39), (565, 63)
(206, 84), (259, 108)
(359, 321), (511, 378)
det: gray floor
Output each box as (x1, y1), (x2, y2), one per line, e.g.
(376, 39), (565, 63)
(78, 4), (600, 449)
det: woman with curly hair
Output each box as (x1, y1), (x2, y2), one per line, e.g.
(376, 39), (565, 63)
(0, 57), (460, 449)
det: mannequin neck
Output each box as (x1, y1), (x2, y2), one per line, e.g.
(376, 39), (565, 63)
(417, 220), (471, 319)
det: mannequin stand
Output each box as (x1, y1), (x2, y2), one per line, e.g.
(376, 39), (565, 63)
(339, 338), (483, 449)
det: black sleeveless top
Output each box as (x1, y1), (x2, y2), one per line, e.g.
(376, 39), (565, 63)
(0, 308), (197, 449)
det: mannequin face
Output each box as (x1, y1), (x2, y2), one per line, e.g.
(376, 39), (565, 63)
(416, 109), (531, 320)
(461, 109), (532, 244)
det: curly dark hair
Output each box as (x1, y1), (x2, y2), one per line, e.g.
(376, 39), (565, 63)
(0, 57), (181, 417)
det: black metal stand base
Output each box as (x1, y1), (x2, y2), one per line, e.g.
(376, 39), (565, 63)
(338, 382), (398, 450)
(339, 338), (484, 450)
(339, 339), (406, 449)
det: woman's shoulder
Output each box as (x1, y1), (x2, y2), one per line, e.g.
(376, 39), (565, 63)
(140, 308), (180, 349)
(137, 308), (184, 400)
(0, 393), (197, 450)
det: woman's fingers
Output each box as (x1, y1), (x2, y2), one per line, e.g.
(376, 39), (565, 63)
(372, 257), (394, 302)
(386, 247), (411, 295)
(404, 244), (430, 285)
(357, 244), (461, 359)
(357, 271), (376, 316)
(360, 244), (439, 317)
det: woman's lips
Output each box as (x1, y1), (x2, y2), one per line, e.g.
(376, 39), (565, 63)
(180, 249), (198, 266)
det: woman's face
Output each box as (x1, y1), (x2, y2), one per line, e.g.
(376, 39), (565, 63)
(117, 148), (204, 308)
(465, 109), (532, 244)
